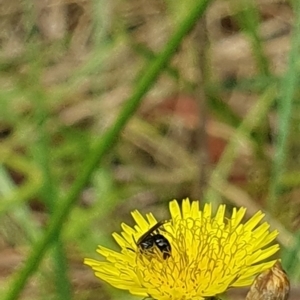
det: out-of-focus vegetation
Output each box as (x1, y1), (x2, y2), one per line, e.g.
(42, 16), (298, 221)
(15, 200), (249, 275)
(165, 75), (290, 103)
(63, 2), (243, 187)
(1, 0), (300, 299)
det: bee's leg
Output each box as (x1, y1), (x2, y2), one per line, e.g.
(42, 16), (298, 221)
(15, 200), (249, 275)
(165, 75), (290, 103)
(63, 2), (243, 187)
(126, 247), (135, 252)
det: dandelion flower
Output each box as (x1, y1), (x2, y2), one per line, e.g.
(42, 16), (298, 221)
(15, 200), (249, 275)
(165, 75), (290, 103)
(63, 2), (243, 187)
(84, 199), (280, 300)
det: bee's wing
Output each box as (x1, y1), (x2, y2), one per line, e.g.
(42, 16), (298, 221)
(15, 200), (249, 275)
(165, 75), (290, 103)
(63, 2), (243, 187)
(137, 220), (169, 244)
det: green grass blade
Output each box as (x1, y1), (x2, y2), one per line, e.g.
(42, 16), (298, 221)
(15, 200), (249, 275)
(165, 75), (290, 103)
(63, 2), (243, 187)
(3, 1), (212, 299)
(205, 86), (277, 204)
(31, 98), (72, 300)
(271, 0), (300, 271)
(230, 0), (270, 76)
(268, 0), (300, 212)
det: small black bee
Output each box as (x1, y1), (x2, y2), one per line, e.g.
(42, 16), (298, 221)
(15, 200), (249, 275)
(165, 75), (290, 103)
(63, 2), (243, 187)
(136, 220), (171, 259)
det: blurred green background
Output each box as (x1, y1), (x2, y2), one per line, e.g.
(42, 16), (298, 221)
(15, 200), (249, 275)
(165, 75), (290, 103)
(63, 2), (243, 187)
(1, 0), (300, 299)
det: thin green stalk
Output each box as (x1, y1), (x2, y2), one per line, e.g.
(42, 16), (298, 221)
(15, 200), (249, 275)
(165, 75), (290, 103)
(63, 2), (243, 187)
(230, 0), (270, 76)
(3, 1), (212, 299)
(52, 242), (72, 298)
(273, 0), (300, 271)
(268, 0), (300, 212)
(32, 97), (72, 300)
(229, 0), (271, 161)
(130, 41), (196, 92)
(25, 46), (72, 300)
(204, 86), (276, 204)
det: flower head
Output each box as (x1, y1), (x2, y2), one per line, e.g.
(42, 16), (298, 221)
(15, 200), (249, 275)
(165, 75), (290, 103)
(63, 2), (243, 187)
(84, 199), (280, 300)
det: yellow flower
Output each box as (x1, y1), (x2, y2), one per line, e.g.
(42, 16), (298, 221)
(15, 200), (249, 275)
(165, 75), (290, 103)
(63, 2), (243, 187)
(84, 199), (279, 300)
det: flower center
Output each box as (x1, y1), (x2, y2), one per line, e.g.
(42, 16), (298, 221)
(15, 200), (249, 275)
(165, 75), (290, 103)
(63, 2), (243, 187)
(134, 217), (252, 299)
